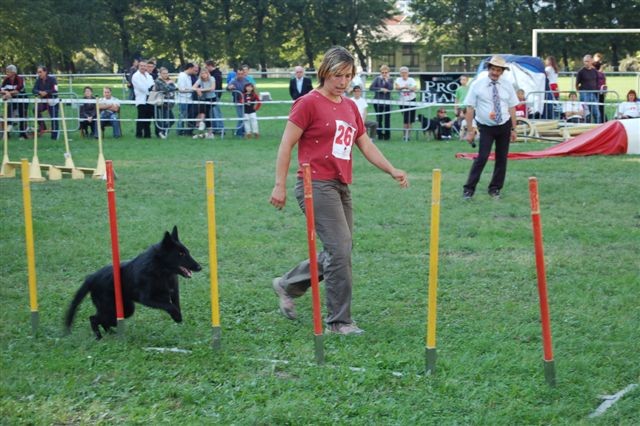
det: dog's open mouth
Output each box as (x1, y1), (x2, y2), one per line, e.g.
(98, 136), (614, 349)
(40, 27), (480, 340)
(179, 267), (193, 278)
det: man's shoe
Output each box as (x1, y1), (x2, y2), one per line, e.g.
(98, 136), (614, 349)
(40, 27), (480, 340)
(272, 278), (296, 320)
(489, 190), (501, 200)
(325, 322), (365, 335)
(463, 190), (473, 200)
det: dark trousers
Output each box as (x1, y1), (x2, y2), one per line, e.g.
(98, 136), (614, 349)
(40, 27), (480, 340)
(374, 103), (391, 139)
(463, 121), (511, 194)
(136, 104), (153, 138)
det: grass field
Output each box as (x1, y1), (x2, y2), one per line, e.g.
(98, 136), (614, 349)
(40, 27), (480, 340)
(1, 84), (639, 424)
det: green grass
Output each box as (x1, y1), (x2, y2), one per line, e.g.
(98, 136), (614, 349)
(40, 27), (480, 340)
(1, 84), (639, 424)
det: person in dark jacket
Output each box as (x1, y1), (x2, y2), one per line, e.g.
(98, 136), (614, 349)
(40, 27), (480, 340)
(289, 66), (313, 100)
(32, 65), (59, 140)
(368, 64), (393, 140)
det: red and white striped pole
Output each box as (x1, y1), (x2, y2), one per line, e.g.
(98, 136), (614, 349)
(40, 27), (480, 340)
(106, 160), (125, 334)
(528, 177), (556, 386)
(302, 163), (324, 365)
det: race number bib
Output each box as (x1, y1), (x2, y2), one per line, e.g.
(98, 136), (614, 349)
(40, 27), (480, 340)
(332, 120), (355, 160)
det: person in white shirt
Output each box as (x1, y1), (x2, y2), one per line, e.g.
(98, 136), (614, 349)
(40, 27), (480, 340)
(617, 90), (639, 119)
(176, 63), (197, 135)
(563, 91), (587, 122)
(394, 66), (418, 141)
(131, 59), (155, 138)
(462, 55), (518, 200)
(545, 56), (560, 99)
(98, 87), (121, 138)
(350, 85), (377, 139)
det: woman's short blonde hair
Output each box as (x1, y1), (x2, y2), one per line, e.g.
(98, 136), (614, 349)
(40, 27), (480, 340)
(379, 64), (390, 73)
(317, 46), (356, 87)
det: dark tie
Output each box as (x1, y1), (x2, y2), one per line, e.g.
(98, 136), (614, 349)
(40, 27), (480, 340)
(491, 81), (502, 123)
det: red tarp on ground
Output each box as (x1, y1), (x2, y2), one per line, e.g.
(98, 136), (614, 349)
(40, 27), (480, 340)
(455, 121), (629, 160)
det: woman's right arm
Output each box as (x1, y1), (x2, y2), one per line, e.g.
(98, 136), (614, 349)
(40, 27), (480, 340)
(270, 121), (303, 209)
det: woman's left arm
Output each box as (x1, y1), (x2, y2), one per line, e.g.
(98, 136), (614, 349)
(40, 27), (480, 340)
(356, 136), (409, 188)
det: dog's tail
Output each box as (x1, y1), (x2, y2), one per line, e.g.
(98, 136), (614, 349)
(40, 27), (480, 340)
(64, 278), (92, 334)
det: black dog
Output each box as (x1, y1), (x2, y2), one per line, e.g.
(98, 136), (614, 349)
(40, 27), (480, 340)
(65, 226), (202, 339)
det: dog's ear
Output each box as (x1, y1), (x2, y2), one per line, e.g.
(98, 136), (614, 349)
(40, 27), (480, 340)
(171, 225), (179, 241)
(162, 231), (174, 248)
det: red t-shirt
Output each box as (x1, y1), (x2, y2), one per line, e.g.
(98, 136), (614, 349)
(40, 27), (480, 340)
(289, 90), (365, 184)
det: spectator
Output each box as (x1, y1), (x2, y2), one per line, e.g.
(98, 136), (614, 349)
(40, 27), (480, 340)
(242, 64), (256, 86)
(544, 56), (560, 99)
(350, 85), (377, 139)
(593, 52), (607, 122)
(289, 66), (313, 100)
(98, 87), (121, 138)
(515, 89), (530, 119)
(394, 66), (418, 142)
(176, 63), (196, 135)
(226, 66), (237, 85)
(462, 55), (518, 200)
(192, 68), (216, 139)
(368, 64), (393, 140)
(562, 92), (587, 123)
(147, 59), (159, 81)
(32, 65), (59, 140)
(1, 64), (28, 139)
(227, 67), (250, 137)
(348, 65), (366, 93)
(454, 75), (470, 117)
(79, 86), (97, 138)
(242, 82), (261, 139)
(131, 59), (155, 138)
(431, 108), (455, 140)
(269, 46), (408, 335)
(154, 67), (177, 139)
(205, 60), (225, 135)
(575, 55), (601, 123)
(125, 59), (138, 100)
(616, 90), (639, 119)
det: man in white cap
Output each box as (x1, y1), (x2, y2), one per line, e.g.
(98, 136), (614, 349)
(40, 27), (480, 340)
(462, 55), (518, 200)
(1, 65), (28, 138)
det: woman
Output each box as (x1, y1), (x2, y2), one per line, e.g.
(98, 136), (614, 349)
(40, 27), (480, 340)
(545, 56), (559, 99)
(154, 67), (177, 139)
(368, 64), (393, 140)
(269, 46), (409, 335)
(617, 90), (639, 119)
(593, 53), (607, 122)
(394, 66), (417, 141)
(192, 68), (217, 139)
(79, 86), (97, 137)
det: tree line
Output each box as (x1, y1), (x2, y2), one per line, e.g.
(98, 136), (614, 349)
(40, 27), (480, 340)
(1, 0), (638, 74)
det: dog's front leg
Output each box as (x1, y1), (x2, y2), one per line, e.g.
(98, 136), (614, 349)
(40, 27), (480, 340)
(138, 295), (182, 323)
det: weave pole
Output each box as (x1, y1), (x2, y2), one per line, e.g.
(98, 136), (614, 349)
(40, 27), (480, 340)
(93, 100), (106, 179)
(58, 100), (83, 179)
(528, 177), (556, 387)
(302, 163), (324, 365)
(1, 102), (14, 177)
(425, 169), (442, 374)
(29, 101), (45, 182)
(205, 161), (222, 349)
(20, 159), (39, 335)
(106, 160), (125, 334)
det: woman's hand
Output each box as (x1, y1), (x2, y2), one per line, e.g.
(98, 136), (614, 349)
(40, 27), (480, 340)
(270, 185), (287, 209)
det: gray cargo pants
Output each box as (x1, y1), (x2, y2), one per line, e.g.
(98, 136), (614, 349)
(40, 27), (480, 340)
(279, 179), (354, 325)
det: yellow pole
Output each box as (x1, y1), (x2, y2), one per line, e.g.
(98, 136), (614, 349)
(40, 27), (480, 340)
(21, 159), (39, 335)
(29, 100), (45, 182)
(58, 98), (75, 169)
(425, 168), (442, 374)
(93, 98), (106, 179)
(1, 101), (15, 177)
(206, 161), (221, 349)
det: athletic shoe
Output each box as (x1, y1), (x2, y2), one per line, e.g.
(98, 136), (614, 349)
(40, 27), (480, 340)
(325, 322), (365, 335)
(272, 278), (296, 320)
(192, 134), (202, 139)
(158, 131), (167, 139)
(489, 190), (501, 200)
(205, 133), (215, 139)
(463, 190), (473, 200)
(198, 121), (206, 131)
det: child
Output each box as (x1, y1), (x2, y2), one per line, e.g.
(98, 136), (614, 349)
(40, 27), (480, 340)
(192, 69), (216, 139)
(242, 83), (261, 139)
(79, 86), (97, 137)
(515, 89), (529, 119)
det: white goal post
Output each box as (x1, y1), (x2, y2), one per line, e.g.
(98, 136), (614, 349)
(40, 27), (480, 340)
(532, 28), (640, 57)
